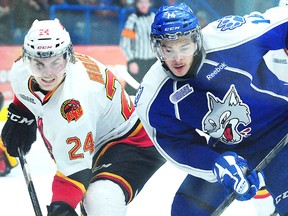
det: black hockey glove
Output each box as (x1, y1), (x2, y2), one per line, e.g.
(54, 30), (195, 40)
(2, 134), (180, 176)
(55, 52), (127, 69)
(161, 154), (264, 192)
(47, 201), (78, 216)
(1, 103), (37, 157)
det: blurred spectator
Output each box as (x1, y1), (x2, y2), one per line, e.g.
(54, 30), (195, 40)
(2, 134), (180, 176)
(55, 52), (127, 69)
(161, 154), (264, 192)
(65, 0), (98, 5)
(196, 10), (208, 28)
(93, 0), (128, 7)
(0, 0), (13, 44)
(120, 0), (156, 95)
(152, 0), (170, 8)
(66, 0), (86, 4)
(48, 0), (65, 4)
(30, 0), (50, 10)
(13, 0), (50, 44)
(119, 0), (134, 7)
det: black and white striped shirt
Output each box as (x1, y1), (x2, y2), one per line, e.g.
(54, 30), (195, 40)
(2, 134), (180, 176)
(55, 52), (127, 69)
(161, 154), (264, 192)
(120, 12), (155, 61)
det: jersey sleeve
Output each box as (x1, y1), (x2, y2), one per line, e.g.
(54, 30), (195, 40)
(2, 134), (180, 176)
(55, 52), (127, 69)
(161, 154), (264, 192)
(203, 6), (288, 53)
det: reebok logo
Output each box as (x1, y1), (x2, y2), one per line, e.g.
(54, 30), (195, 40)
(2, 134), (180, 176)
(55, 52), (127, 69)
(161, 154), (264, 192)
(206, 63), (227, 80)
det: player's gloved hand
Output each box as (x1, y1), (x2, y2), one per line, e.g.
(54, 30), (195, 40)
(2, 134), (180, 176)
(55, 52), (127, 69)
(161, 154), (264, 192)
(1, 103), (37, 157)
(213, 151), (265, 201)
(47, 201), (78, 216)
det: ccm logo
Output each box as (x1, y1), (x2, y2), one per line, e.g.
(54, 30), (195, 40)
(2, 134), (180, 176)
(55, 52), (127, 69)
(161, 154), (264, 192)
(165, 26), (180, 31)
(37, 46), (52, 49)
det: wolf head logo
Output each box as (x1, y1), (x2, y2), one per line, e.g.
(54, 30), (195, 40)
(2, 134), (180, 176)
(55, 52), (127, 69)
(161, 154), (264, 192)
(202, 85), (251, 145)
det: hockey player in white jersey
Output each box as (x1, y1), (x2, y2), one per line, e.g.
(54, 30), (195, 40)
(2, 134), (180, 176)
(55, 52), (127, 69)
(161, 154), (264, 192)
(135, 3), (288, 216)
(1, 18), (165, 215)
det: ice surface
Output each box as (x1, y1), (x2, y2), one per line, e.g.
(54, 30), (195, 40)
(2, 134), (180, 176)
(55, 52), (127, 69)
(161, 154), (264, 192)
(0, 126), (274, 215)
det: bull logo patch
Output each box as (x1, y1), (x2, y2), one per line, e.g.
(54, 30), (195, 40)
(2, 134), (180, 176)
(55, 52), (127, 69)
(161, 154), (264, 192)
(60, 99), (83, 123)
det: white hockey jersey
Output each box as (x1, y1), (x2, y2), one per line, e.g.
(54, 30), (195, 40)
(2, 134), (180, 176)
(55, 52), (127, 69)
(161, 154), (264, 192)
(9, 52), (152, 206)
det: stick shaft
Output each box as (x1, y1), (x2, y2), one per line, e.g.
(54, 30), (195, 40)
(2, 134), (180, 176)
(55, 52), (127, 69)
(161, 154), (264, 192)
(212, 133), (288, 216)
(18, 148), (43, 216)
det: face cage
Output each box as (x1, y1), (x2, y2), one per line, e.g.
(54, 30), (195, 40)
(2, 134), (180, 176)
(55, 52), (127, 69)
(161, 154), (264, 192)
(151, 28), (202, 61)
(23, 51), (72, 79)
(152, 27), (201, 41)
(22, 43), (73, 60)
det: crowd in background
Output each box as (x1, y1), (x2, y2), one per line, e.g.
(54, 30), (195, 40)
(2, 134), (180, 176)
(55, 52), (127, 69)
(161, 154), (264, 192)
(0, 0), (279, 45)
(0, 0), (171, 44)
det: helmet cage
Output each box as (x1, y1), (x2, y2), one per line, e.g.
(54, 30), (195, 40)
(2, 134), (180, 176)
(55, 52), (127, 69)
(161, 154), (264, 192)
(151, 26), (202, 61)
(23, 41), (73, 78)
(23, 43), (73, 59)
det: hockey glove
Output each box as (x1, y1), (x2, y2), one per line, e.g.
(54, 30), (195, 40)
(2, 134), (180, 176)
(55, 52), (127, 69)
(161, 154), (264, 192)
(47, 201), (78, 216)
(213, 151), (265, 201)
(1, 103), (37, 157)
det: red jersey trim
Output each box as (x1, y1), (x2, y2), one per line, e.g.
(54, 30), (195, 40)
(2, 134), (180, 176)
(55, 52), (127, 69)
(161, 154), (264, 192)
(254, 188), (271, 199)
(51, 171), (86, 208)
(92, 172), (134, 203)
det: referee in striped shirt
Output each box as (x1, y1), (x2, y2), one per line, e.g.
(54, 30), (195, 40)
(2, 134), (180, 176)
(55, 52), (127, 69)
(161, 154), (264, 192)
(120, 0), (157, 95)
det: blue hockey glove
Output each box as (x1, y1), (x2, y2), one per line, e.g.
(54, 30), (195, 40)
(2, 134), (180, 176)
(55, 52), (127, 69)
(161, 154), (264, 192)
(47, 201), (78, 216)
(1, 103), (37, 157)
(213, 151), (265, 201)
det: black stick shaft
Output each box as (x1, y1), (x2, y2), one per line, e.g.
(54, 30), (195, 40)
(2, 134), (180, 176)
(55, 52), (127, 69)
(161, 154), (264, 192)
(18, 148), (43, 216)
(212, 133), (288, 216)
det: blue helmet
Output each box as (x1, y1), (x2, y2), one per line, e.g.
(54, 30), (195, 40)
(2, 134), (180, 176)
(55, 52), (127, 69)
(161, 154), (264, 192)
(151, 3), (199, 37)
(150, 3), (203, 60)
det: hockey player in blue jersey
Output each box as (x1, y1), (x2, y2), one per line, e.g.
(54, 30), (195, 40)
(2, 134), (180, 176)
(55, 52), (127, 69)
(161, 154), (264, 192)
(135, 3), (288, 215)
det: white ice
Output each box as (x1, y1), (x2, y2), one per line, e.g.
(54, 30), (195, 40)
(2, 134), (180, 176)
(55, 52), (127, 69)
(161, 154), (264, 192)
(0, 128), (275, 215)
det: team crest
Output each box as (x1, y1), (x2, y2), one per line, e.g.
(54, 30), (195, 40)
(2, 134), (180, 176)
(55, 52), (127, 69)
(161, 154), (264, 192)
(217, 15), (246, 31)
(202, 85), (251, 145)
(60, 99), (83, 123)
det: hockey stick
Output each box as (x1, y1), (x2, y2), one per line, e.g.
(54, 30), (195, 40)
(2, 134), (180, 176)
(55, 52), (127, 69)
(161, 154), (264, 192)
(18, 148), (43, 216)
(212, 133), (288, 216)
(110, 65), (140, 90)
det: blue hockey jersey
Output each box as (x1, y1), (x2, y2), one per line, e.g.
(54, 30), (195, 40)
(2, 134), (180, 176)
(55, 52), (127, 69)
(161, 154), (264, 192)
(135, 6), (288, 182)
